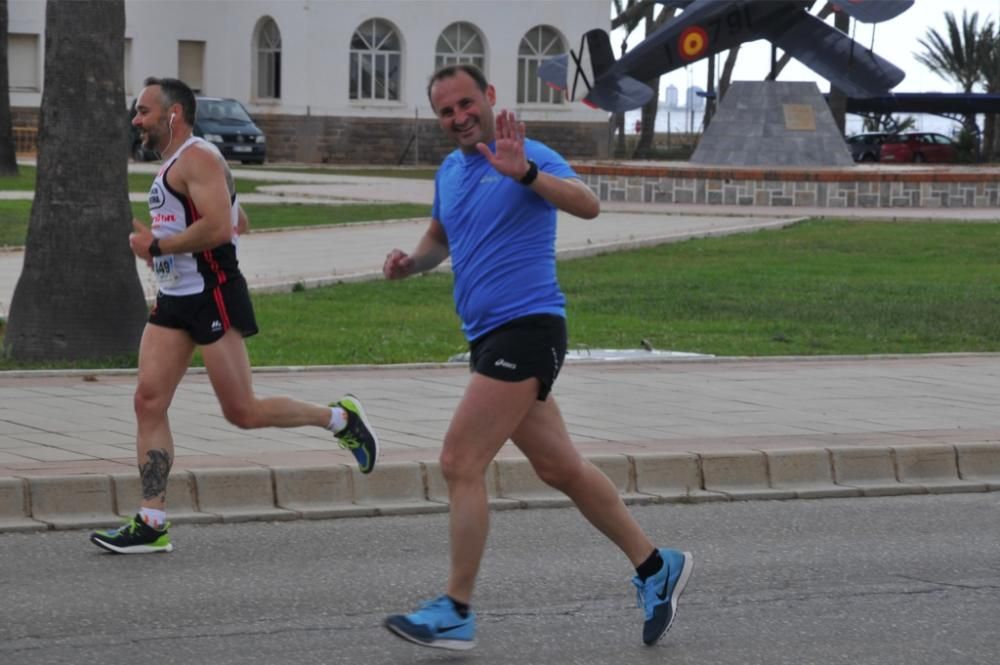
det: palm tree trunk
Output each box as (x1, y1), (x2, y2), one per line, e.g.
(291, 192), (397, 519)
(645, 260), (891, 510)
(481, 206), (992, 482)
(3, 0), (147, 362)
(632, 6), (677, 158)
(983, 114), (996, 162)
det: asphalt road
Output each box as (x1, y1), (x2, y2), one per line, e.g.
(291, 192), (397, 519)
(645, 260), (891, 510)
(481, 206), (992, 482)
(1, 493), (997, 665)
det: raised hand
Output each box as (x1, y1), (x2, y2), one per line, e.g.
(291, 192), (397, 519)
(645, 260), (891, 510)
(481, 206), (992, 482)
(477, 109), (530, 181)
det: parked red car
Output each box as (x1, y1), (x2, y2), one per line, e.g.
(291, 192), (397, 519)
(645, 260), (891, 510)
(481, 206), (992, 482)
(878, 132), (957, 163)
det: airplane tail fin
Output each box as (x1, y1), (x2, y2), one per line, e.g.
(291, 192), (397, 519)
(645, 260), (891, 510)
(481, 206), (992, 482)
(583, 29), (616, 78)
(538, 28), (655, 112)
(765, 12), (905, 97)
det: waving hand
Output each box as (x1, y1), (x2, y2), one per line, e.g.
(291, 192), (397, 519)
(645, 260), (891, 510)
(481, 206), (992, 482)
(476, 109), (531, 181)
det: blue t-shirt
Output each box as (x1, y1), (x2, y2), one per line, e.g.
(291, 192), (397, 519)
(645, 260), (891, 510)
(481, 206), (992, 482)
(432, 139), (578, 341)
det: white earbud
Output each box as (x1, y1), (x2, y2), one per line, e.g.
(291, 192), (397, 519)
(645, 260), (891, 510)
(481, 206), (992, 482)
(169, 112), (175, 126)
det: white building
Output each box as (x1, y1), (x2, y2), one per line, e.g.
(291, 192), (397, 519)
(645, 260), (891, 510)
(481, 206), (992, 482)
(663, 84), (679, 109)
(7, 0), (611, 163)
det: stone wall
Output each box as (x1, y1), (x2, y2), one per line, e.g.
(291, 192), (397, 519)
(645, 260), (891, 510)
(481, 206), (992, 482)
(576, 164), (1000, 209)
(253, 114), (607, 164)
(12, 106), (605, 164)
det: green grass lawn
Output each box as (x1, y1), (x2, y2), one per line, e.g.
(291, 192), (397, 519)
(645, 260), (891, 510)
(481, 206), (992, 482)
(0, 200), (429, 247)
(0, 165), (300, 195)
(241, 203), (429, 231)
(5, 219), (996, 370)
(559, 219), (1000, 356)
(237, 165), (438, 180)
(241, 219), (1000, 365)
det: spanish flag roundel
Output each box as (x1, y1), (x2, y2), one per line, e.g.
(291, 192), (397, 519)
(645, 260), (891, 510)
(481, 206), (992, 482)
(679, 26), (708, 61)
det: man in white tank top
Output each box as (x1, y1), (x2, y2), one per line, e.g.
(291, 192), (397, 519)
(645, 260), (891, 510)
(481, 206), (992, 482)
(90, 77), (380, 555)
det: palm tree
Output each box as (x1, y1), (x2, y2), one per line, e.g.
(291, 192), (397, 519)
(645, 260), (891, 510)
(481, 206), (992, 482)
(3, 0), (147, 362)
(976, 20), (1000, 161)
(610, 0), (643, 156)
(633, 5), (677, 158)
(915, 10), (988, 139)
(609, 0), (680, 158)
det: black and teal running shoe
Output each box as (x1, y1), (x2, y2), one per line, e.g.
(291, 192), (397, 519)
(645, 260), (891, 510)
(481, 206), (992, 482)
(331, 394), (379, 474)
(90, 514), (173, 554)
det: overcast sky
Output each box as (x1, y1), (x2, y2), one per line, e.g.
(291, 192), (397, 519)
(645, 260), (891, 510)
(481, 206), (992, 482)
(615, 0), (1000, 97)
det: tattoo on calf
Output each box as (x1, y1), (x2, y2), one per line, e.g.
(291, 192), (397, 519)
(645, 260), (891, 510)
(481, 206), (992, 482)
(140, 448), (173, 500)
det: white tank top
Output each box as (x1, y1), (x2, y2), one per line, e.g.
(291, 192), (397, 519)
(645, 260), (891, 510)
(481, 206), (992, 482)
(148, 137), (241, 296)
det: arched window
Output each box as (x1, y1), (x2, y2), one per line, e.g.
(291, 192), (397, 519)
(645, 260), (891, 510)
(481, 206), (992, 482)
(435, 22), (485, 72)
(253, 17), (281, 99)
(517, 25), (565, 105)
(350, 18), (401, 101)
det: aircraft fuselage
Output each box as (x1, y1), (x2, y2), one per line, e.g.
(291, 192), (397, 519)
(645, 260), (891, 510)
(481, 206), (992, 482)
(620, 0), (813, 82)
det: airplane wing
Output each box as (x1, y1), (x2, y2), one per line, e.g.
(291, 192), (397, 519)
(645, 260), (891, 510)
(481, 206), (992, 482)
(830, 0), (913, 24)
(764, 11), (905, 97)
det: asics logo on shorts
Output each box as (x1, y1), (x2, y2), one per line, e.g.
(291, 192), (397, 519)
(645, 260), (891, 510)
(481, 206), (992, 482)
(494, 358), (517, 370)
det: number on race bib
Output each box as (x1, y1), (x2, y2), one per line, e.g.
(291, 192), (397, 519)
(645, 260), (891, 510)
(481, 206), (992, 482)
(152, 256), (179, 286)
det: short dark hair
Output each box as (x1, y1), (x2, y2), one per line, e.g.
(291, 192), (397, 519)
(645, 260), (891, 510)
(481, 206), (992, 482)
(426, 63), (488, 109)
(143, 76), (196, 126)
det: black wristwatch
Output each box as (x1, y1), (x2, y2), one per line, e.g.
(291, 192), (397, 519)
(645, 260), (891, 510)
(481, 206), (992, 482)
(149, 238), (162, 257)
(519, 159), (539, 186)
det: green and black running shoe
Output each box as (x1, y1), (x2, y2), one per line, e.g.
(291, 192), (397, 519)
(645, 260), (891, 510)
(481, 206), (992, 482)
(90, 514), (173, 554)
(331, 394), (380, 474)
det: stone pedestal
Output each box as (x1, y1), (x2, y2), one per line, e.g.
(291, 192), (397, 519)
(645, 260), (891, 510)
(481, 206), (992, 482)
(690, 81), (854, 167)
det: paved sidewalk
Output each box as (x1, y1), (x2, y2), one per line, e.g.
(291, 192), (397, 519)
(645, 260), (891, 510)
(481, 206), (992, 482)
(3, 354), (1000, 477)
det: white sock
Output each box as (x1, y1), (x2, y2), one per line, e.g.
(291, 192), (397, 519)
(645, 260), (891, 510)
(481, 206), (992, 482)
(139, 507), (167, 529)
(328, 406), (348, 433)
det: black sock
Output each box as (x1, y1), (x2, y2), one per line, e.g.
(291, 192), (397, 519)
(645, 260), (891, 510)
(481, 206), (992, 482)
(447, 595), (471, 619)
(636, 548), (664, 581)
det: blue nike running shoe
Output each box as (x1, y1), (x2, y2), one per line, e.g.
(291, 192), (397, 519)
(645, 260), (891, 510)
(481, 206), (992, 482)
(632, 548), (694, 645)
(384, 595), (477, 651)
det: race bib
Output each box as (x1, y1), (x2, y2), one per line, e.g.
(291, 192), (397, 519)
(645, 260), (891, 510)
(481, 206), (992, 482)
(152, 255), (179, 286)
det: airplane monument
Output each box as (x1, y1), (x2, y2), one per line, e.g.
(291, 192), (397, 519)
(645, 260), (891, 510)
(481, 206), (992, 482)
(541, 0), (914, 167)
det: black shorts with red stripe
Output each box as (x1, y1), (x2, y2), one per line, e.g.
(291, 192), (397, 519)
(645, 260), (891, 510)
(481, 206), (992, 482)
(149, 275), (259, 345)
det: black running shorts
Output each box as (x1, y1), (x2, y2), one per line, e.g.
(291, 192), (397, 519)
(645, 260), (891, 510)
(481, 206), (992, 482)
(148, 275), (259, 345)
(468, 314), (567, 401)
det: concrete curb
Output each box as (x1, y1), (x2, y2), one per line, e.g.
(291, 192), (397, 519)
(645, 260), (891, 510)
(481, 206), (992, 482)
(701, 451), (797, 501)
(2, 445), (998, 533)
(955, 442), (1000, 490)
(829, 447), (925, 497)
(892, 444), (990, 494)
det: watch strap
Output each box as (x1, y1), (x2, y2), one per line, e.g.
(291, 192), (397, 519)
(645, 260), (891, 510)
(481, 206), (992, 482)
(519, 159), (539, 186)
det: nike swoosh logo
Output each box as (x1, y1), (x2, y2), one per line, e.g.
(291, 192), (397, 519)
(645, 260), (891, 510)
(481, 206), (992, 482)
(656, 567), (671, 601)
(437, 623), (467, 633)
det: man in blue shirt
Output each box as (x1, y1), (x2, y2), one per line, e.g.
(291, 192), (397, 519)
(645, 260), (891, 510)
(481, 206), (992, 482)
(382, 65), (693, 651)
